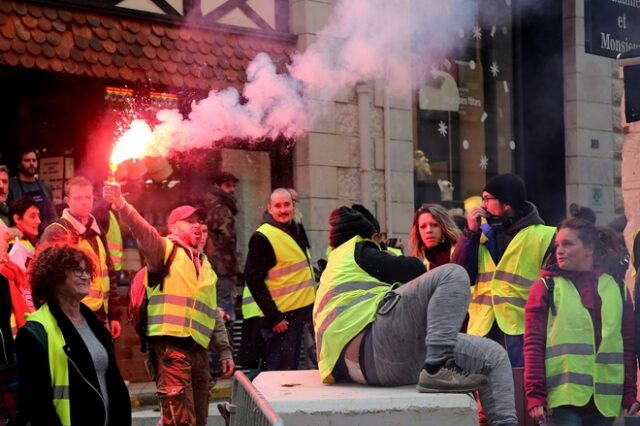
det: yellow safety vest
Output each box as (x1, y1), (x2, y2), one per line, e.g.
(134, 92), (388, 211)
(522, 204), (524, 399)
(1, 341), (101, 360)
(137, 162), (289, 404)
(468, 224), (555, 336)
(146, 239), (218, 348)
(106, 211), (123, 272)
(241, 284), (262, 319)
(242, 223), (315, 316)
(26, 304), (72, 426)
(544, 275), (624, 417)
(314, 236), (390, 384)
(47, 220), (111, 315)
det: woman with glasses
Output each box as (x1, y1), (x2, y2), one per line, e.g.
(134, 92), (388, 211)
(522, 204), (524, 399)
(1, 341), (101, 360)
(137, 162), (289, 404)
(524, 218), (637, 425)
(15, 245), (130, 425)
(409, 204), (461, 270)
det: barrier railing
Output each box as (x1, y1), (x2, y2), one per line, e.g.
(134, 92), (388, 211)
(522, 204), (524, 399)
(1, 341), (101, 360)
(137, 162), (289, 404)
(218, 370), (284, 426)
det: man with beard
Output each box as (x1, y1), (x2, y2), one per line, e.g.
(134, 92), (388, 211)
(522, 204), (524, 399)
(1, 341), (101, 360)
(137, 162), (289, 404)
(102, 182), (233, 426)
(243, 188), (315, 371)
(452, 173), (556, 367)
(40, 177), (122, 339)
(8, 148), (57, 233)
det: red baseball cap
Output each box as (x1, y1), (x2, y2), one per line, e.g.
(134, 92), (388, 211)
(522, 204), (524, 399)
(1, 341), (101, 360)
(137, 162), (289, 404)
(166, 205), (202, 226)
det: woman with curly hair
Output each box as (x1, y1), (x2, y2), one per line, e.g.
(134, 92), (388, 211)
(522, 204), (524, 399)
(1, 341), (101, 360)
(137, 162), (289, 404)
(409, 204), (461, 270)
(15, 245), (131, 426)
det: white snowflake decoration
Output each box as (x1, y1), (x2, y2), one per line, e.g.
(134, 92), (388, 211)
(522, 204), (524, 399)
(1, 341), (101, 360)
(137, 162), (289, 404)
(472, 25), (482, 40)
(437, 120), (448, 136)
(509, 140), (516, 150)
(480, 154), (489, 170)
(490, 62), (500, 77)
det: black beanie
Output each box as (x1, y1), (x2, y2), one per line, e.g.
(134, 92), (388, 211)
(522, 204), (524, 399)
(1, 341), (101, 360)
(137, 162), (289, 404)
(351, 204), (380, 233)
(329, 206), (376, 248)
(483, 173), (527, 210)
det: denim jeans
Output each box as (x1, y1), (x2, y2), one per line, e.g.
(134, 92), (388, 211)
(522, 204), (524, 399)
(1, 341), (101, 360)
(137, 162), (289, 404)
(361, 264), (518, 426)
(261, 323), (304, 371)
(547, 407), (614, 426)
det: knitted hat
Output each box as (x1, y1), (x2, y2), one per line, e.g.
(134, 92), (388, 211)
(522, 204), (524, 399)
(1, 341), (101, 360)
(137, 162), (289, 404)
(351, 204), (380, 233)
(483, 173), (527, 210)
(329, 206), (376, 248)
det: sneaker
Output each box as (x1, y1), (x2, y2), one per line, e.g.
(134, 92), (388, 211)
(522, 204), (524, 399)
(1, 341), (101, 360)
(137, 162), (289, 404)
(416, 358), (488, 393)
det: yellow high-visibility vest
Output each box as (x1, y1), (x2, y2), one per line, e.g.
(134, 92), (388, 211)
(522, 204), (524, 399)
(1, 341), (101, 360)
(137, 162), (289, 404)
(314, 236), (389, 384)
(468, 224), (555, 336)
(544, 275), (624, 417)
(146, 239), (218, 348)
(242, 224), (315, 316)
(26, 304), (72, 426)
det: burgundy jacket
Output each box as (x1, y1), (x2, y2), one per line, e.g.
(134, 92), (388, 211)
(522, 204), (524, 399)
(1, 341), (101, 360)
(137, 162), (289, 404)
(524, 267), (636, 413)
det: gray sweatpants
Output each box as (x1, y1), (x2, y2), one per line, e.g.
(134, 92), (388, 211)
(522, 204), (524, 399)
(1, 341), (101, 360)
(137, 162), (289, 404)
(362, 264), (518, 426)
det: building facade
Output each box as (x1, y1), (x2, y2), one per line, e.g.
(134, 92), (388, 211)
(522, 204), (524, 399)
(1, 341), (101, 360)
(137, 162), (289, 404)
(0, 0), (635, 381)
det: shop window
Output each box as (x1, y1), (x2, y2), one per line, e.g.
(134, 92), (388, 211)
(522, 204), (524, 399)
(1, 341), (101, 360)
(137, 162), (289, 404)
(414, 0), (514, 211)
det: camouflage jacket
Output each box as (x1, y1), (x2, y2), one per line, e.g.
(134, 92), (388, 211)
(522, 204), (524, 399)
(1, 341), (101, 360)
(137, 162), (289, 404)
(201, 187), (240, 277)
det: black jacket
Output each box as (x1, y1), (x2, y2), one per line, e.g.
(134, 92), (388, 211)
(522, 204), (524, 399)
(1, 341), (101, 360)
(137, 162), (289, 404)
(15, 302), (131, 426)
(244, 213), (313, 328)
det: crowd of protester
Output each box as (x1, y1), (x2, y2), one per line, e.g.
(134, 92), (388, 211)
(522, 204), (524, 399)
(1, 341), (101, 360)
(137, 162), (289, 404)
(1, 149), (640, 426)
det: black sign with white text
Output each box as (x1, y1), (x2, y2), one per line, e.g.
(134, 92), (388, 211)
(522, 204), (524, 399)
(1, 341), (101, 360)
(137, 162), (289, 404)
(585, 0), (640, 58)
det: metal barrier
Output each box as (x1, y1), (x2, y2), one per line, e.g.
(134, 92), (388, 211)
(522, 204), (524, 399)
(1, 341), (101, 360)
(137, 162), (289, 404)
(218, 370), (284, 426)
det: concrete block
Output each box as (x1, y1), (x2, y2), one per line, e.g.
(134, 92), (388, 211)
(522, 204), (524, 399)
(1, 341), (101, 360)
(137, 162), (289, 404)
(573, 128), (613, 158)
(565, 156), (614, 185)
(564, 100), (578, 130)
(579, 101), (614, 132)
(583, 53), (614, 78)
(335, 103), (359, 136)
(307, 197), (338, 232)
(253, 370), (478, 426)
(391, 171), (415, 203)
(389, 108), (413, 141)
(578, 74), (612, 104)
(298, 133), (353, 167)
(337, 167), (361, 200)
(392, 202), (416, 235)
(391, 139), (415, 171)
(307, 99), (337, 133)
(564, 126), (578, 156)
(298, 165), (338, 198)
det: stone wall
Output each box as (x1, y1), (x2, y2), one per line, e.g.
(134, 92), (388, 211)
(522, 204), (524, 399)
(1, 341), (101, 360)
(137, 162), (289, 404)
(291, 0), (415, 261)
(563, 0), (622, 225)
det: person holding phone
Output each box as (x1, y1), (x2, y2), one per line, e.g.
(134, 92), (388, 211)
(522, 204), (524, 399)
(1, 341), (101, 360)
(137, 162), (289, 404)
(409, 204), (460, 270)
(451, 173), (556, 368)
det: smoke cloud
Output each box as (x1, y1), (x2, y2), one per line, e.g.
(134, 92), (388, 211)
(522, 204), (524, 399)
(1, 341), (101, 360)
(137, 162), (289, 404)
(114, 0), (483, 158)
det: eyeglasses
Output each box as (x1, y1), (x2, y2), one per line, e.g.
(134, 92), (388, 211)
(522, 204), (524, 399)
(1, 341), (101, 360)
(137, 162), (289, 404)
(71, 268), (90, 278)
(482, 196), (498, 203)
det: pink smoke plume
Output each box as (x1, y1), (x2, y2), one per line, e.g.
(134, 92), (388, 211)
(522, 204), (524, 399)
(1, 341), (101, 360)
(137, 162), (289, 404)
(112, 0), (478, 161)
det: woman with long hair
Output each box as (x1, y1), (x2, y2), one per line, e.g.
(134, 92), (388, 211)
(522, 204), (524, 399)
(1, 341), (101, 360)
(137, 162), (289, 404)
(409, 204), (461, 270)
(524, 217), (637, 425)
